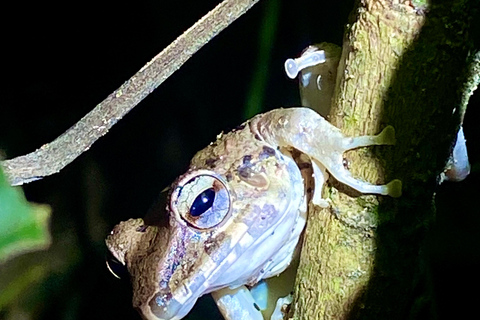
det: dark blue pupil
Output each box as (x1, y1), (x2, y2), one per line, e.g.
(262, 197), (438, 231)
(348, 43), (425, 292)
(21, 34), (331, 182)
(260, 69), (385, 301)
(190, 188), (215, 217)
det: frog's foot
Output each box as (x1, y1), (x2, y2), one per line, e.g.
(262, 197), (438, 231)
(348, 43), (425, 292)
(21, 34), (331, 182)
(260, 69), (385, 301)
(270, 293), (293, 320)
(212, 286), (264, 320)
(342, 125), (396, 151)
(443, 126), (470, 182)
(284, 48), (326, 79)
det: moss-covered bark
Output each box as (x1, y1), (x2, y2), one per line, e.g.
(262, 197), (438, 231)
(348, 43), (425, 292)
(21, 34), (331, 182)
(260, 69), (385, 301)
(291, 0), (479, 319)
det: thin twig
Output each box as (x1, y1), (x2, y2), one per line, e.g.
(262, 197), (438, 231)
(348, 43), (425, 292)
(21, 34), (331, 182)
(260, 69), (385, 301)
(2, 0), (260, 186)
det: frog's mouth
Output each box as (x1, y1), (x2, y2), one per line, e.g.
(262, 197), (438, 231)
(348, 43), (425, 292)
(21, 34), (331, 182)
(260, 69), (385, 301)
(139, 205), (304, 319)
(134, 222), (228, 320)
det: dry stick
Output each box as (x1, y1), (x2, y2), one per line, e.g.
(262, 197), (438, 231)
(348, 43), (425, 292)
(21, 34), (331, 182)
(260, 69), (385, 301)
(2, 0), (260, 186)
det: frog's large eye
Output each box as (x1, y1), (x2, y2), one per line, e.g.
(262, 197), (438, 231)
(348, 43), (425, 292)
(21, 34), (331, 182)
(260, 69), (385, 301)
(170, 172), (231, 229)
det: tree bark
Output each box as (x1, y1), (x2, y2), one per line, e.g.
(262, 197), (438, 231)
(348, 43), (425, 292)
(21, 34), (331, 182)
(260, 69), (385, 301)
(1, 0), (260, 186)
(291, 0), (479, 319)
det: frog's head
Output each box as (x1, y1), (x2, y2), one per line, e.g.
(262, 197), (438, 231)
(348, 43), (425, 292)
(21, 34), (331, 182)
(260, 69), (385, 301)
(106, 141), (305, 320)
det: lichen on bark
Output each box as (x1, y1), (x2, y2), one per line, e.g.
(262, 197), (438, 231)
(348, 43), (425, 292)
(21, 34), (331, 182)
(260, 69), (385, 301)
(291, 0), (479, 319)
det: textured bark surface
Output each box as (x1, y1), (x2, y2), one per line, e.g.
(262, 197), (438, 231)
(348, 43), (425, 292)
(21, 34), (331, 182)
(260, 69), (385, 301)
(291, 0), (479, 319)
(1, 0), (260, 186)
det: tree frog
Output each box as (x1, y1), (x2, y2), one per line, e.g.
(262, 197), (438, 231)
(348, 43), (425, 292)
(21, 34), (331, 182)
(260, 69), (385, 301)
(106, 107), (401, 320)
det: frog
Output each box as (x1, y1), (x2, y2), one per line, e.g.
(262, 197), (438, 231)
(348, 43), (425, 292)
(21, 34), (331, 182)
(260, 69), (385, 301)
(106, 107), (402, 320)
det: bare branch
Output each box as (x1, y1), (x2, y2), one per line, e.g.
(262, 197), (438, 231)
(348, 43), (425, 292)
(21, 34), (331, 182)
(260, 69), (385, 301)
(2, 0), (260, 186)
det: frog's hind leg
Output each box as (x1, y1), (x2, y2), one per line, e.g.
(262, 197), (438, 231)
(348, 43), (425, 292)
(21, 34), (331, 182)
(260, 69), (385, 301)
(325, 162), (402, 198)
(342, 125), (396, 151)
(333, 125), (402, 198)
(252, 108), (401, 199)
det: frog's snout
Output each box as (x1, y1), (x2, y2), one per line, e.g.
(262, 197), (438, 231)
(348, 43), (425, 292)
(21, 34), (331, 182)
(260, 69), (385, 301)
(144, 294), (196, 320)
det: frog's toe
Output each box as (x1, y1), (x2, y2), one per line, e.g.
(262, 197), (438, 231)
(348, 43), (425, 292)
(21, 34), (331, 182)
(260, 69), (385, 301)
(376, 125), (396, 146)
(271, 294), (293, 320)
(285, 58), (299, 79)
(284, 49), (326, 79)
(386, 179), (402, 198)
(342, 125), (397, 151)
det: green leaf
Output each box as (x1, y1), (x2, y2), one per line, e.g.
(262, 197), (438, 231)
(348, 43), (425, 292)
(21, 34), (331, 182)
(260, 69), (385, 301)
(0, 167), (51, 263)
(0, 263), (48, 310)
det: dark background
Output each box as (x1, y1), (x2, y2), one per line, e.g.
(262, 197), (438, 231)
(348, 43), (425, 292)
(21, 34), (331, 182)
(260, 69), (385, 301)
(1, 0), (479, 319)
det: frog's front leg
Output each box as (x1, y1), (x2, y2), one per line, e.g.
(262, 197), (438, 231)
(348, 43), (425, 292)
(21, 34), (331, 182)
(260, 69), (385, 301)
(443, 126), (470, 182)
(211, 286), (263, 320)
(251, 107), (402, 204)
(212, 281), (293, 320)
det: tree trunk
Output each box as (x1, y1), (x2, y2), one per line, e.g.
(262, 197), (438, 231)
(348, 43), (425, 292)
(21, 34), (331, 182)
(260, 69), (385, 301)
(291, 0), (479, 319)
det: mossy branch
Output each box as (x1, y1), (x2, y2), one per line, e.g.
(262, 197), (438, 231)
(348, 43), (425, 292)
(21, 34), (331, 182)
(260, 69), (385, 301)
(291, 0), (479, 319)
(1, 0), (260, 186)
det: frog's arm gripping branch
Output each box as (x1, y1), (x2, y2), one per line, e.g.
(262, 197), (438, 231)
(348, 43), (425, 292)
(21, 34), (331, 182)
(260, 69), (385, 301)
(1, 0), (260, 186)
(251, 108), (402, 201)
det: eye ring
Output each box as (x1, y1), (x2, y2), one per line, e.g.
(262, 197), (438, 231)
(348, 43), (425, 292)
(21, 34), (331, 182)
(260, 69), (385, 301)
(170, 170), (231, 230)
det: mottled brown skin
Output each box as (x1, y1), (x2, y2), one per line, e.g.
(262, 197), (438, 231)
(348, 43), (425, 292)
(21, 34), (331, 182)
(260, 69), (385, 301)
(106, 107), (400, 320)
(107, 109), (306, 319)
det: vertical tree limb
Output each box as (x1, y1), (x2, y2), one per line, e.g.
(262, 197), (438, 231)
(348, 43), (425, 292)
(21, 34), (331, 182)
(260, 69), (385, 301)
(292, 0), (479, 319)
